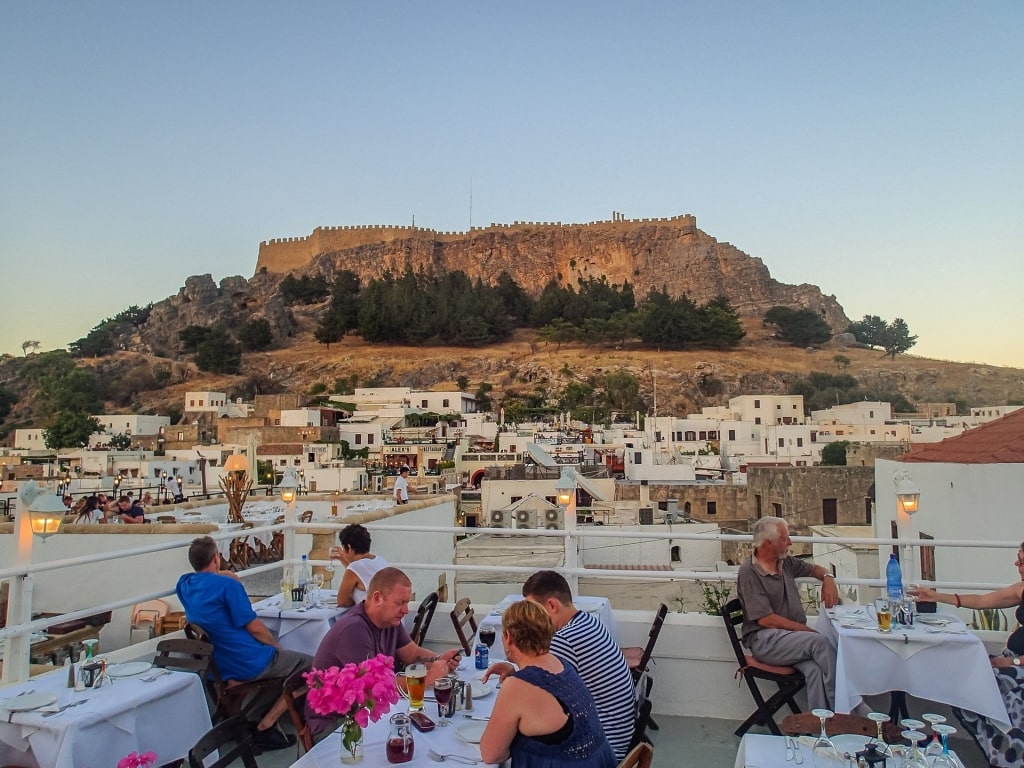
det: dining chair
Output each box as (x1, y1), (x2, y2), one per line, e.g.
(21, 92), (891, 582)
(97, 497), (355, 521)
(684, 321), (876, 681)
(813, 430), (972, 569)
(152, 637), (214, 678)
(157, 515), (177, 524)
(449, 597), (478, 656)
(409, 591), (439, 647)
(280, 668), (314, 755)
(184, 621), (286, 723)
(722, 597), (805, 736)
(188, 715), (259, 768)
(132, 599), (170, 641)
(617, 741), (654, 768)
(620, 603), (668, 682)
(629, 671), (655, 752)
(299, 510), (313, 523)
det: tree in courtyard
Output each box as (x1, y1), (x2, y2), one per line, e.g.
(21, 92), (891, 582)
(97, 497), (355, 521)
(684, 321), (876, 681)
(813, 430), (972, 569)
(44, 412), (102, 450)
(108, 433), (132, 450)
(819, 441), (850, 466)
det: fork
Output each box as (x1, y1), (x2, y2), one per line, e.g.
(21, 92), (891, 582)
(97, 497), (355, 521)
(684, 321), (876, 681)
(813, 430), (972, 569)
(428, 748), (479, 764)
(142, 671), (171, 682)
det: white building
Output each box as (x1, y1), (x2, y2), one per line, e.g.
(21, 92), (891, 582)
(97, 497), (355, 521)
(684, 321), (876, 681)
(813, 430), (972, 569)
(726, 395), (805, 426)
(92, 414), (171, 437)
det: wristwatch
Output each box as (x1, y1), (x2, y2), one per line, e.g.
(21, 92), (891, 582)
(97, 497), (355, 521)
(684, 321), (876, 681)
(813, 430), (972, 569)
(1013, 656), (1020, 667)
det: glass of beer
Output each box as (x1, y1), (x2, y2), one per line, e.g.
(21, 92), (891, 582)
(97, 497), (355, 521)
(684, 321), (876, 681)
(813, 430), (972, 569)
(876, 598), (892, 633)
(397, 664), (428, 711)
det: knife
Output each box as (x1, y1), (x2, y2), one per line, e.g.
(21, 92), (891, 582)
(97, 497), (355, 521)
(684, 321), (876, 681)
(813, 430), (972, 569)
(463, 715), (491, 721)
(793, 737), (803, 764)
(785, 735), (794, 761)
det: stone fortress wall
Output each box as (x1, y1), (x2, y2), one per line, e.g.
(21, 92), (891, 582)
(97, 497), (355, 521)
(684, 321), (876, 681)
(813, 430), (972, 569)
(256, 214), (699, 275)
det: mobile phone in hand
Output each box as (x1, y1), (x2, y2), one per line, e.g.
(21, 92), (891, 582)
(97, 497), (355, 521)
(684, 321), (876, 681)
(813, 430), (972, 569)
(409, 712), (435, 732)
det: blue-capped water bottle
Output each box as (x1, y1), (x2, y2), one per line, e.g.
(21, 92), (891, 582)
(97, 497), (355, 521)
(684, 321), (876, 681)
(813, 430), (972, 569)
(886, 553), (903, 603)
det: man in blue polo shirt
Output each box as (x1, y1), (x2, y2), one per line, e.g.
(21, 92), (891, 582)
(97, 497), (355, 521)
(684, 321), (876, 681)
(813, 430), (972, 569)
(177, 536), (310, 751)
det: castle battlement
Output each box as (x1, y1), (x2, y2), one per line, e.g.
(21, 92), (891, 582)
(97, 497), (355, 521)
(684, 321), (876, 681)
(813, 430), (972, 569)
(255, 213), (697, 274)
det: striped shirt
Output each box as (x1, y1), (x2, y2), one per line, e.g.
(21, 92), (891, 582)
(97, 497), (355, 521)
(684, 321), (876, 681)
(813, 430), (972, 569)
(550, 609), (634, 760)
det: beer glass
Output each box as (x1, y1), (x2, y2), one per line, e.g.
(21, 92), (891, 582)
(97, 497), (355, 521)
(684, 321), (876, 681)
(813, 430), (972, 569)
(397, 664), (427, 711)
(875, 598), (892, 633)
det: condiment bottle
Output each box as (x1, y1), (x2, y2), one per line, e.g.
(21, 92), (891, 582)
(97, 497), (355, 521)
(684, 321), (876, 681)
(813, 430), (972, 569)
(386, 712), (415, 763)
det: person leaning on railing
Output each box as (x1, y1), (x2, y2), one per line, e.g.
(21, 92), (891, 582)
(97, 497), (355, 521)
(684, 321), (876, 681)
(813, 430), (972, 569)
(909, 542), (1024, 768)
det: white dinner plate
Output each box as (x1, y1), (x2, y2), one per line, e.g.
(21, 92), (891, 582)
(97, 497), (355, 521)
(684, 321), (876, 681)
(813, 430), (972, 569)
(0, 692), (58, 712)
(917, 615), (953, 626)
(455, 721), (487, 744)
(107, 661), (153, 677)
(469, 680), (495, 698)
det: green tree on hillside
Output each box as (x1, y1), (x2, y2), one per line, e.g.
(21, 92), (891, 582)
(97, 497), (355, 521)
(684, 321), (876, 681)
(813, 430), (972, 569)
(239, 318), (273, 351)
(848, 315), (918, 358)
(0, 383), (17, 421)
(195, 329), (242, 374)
(44, 412), (102, 450)
(764, 306), (832, 346)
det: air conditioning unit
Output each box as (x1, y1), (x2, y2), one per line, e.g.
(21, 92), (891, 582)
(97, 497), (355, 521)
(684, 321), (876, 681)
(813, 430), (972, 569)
(489, 510), (506, 527)
(639, 507), (654, 525)
(544, 508), (563, 530)
(513, 510), (536, 529)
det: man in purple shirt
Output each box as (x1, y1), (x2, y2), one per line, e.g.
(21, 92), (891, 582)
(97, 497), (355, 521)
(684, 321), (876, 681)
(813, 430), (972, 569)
(307, 567), (460, 735)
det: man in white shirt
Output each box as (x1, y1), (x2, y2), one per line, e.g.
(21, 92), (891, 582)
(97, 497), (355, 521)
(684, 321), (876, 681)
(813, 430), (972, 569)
(393, 466), (411, 504)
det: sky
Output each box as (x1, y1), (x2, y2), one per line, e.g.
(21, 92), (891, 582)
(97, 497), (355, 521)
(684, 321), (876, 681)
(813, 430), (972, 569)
(2, 2), (1021, 367)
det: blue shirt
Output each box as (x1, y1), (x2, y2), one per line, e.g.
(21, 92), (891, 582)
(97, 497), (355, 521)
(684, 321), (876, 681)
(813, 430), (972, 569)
(176, 571), (275, 681)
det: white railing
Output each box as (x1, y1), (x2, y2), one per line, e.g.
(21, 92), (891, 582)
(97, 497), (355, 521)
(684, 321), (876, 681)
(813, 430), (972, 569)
(1, 517), (1018, 685)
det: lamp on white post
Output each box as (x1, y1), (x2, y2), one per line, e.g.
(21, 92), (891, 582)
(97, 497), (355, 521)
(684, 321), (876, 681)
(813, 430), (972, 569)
(279, 467), (299, 509)
(894, 468), (922, 584)
(1, 484), (67, 685)
(555, 467), (580, 592)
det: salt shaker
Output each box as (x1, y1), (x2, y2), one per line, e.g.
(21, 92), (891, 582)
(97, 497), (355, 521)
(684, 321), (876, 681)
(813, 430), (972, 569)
(464, 680), (473, 711)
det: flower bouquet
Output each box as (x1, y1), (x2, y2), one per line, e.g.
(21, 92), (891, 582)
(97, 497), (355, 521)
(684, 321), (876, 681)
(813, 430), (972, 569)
(117, 753), (157, 768)
(305, 654), (400, 764)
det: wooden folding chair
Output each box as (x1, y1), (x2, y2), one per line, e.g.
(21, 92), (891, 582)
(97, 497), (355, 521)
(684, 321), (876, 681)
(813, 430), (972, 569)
(617, 742), (653, 768)
(409, 592), (439, 647)
(280, 669), (313, 755)
(722, 598), (805, 736)
(621, 603), (668, 682)
(184, 622), (286, 723)
(299, 510), (313, 523)
(449, 597), (478, 656)
(188, 715), (259, 768)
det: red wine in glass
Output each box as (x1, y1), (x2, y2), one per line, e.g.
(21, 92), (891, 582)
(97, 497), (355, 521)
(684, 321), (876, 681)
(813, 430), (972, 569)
(479, 627), (496, 648)
(434, 682), (453, 707)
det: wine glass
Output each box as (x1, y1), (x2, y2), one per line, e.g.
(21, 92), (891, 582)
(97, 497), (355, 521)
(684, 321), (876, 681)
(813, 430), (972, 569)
(931, 723), (958, 768)
(922, 713), (946, 758)
(810, 709), (840, 767)
(311, 572), (325, 605)
(479, 627), (496, 649)
(901, 730), (928, 768)
(325, 545), (342, 573)
(866, 712), (891, 755)
(433, 676), (453, 727)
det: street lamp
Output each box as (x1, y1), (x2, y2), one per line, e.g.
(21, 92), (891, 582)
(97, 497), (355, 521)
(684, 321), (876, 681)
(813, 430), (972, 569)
(894, 468), (922, 583)
(554, 466), (579, 591)
(113, 474), (122, 497)
(27, 491), (67, 541)
(298, 469), (305, 495)
(555, 466), (577, 509)
(279, 467), (299, 507)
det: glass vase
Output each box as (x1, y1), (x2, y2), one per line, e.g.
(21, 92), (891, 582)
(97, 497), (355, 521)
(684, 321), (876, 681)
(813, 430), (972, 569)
(340, 716), (364, 764)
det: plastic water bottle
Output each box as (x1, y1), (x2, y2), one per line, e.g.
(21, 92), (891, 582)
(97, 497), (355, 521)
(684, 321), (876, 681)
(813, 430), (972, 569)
(298, 554), (312, 605)
(886, 553), (904, 602)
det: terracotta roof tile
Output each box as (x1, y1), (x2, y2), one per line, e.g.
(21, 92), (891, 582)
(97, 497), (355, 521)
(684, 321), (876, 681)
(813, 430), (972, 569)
(901, 408), (1024, 464)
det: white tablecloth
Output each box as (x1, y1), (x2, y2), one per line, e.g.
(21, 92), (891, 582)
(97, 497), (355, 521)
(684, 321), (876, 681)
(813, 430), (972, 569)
(291, 658), (499, 767)
(253, 590), (348, 656)
(0, 667), (212, 768)
(817, 607), (1010, 728)
(733, 733), (966, 768)
(475, 594), (618, 663)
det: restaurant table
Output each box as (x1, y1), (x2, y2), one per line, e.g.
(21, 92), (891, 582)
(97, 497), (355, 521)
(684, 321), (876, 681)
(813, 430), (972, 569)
(0, 666), (211, 768)
(817, 605), (1010, 729)
(475, 594), (618, 662)
(290, 658), (499, 768)
(733, 732), (966, 768)
(252, 589), (348, 656)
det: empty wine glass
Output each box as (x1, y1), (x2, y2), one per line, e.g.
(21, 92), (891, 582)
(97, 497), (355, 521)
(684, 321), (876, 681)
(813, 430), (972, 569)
(325, 545), (342, 573)
(866, 712), (891, 755)
(931, 723), (958, 768)
(901, 730), (928, 768)
(922, 713), (946, 758)
(811, 709), (840, 766)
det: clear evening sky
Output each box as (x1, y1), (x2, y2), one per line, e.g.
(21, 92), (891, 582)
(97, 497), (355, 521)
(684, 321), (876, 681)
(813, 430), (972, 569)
(2, 3), (1021, 367)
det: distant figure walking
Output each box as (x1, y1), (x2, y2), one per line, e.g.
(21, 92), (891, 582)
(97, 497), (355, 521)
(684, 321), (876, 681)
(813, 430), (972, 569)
(393, 466), (412, 505)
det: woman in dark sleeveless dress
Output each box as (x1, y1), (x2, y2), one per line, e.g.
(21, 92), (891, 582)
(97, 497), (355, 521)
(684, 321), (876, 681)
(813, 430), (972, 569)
(480, 600), (615, 768)
(911, 542), (1024, 767)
